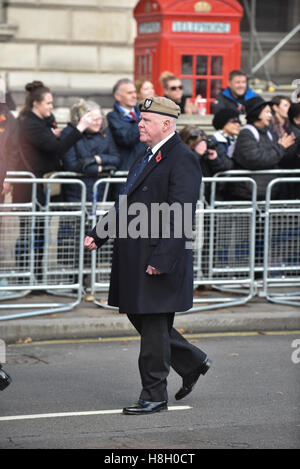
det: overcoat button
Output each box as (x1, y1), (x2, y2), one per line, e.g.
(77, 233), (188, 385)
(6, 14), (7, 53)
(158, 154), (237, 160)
(142, 186), (148, 191)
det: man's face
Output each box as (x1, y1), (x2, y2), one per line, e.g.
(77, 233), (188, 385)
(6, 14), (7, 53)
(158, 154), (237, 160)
(115, 83), (137, 110)
(138, 112), (166, 147)
(229, 75), (247, 98)
(164, 79), (183, 104)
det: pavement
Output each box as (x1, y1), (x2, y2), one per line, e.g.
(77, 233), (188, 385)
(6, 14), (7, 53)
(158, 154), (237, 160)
(0, 287), (300, 344)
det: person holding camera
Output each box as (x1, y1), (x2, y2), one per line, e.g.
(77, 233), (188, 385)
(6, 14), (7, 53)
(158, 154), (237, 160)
(61, 99), (120, 203)
(179, 125), (234, 202)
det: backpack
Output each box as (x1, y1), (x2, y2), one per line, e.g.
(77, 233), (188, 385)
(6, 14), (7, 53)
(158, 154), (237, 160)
(227, 124), (273, 158)
(242, 124), (273, 142)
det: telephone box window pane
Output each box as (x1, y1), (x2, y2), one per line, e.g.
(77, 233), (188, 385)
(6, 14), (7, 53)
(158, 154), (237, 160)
(148, 55), (152, 75)
(137, 56), (142, 76)
(182, 78), (193, 97)
(143, 56), (147, 75)
(196, 56), (208, 75)
(181, 55), (193, 75)
(211, 79), (222, 98)
(196, 79), (207, 98)
(211, 56), (223, 76)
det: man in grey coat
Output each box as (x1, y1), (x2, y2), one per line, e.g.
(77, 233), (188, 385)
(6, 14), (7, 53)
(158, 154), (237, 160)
(85, 96), (211, 415)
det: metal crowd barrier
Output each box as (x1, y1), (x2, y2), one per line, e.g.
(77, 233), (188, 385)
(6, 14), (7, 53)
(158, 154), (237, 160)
(90, 177), (126, 309)
(0, 177), (86, 320)
(264, 177), (300, 306)
(89, 177), (257, 313)
(0, 172), (36, 302)
(213, 169), (300, 296)
(189, 176), (257, 312)
(0, 171), (299, 320)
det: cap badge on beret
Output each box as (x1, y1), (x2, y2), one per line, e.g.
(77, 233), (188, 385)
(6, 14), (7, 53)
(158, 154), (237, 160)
(144, 98), (153, 109)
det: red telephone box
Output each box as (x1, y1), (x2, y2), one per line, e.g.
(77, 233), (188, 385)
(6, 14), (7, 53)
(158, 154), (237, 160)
(134, 0), (243, 113)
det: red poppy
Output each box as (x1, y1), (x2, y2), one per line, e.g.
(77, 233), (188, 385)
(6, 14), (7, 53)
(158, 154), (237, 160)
(156, 151), (162, 163)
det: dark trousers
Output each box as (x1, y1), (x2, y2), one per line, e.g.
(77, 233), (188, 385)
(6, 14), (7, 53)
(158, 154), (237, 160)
(127, 313), (207, 402)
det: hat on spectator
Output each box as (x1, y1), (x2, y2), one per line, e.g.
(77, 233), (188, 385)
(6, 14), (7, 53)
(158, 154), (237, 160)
(245, 96), (271, 123)
(288, 102), (300, 124)
(139, 96), (181, 119)
(212, 108), (241, 130)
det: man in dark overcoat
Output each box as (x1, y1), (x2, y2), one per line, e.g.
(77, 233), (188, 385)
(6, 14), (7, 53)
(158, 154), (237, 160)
(85, 96), (211, 415)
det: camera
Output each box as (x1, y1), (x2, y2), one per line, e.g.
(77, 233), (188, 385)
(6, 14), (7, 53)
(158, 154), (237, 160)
(205, 136), (218, 150)
(202, 136), (218, 160)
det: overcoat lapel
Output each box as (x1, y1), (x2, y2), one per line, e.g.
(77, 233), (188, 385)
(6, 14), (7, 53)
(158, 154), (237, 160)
(126, 133), (179, 197)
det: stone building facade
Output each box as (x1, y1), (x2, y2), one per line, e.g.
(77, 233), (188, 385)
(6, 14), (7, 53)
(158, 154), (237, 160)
(0, 0), (137, 107)
(0, 0), (299, 107)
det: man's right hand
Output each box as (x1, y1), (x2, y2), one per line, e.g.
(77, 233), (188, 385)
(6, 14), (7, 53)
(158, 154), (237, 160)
(84, 236), (98, 251)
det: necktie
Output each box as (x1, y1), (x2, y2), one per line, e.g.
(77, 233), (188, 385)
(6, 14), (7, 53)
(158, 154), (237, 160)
(129, 111), (137, 121)
(122, 147), (152, 195)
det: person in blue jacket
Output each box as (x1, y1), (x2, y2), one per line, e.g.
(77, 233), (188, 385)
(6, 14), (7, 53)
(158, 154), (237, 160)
(212, 70), (258, 115)
(107, 79), (147, 171)
(61, 100), (120, 203)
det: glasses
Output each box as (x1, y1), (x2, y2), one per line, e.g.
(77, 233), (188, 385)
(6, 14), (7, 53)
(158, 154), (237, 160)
(168, 85), (183, 91)
(189, 129), (206, 139)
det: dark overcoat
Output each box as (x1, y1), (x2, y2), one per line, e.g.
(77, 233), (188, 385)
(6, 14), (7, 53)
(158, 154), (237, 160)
(14, 111), (82, 203)
(91, 132), (202, 314)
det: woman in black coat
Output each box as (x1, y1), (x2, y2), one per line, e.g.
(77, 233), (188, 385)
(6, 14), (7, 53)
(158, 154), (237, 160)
(61, 100), (120, 202)
(13, 81), (92, 282)
(14, 81), (92, 204)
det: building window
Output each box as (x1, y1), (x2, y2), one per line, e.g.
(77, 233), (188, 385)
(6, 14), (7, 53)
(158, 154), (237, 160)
(181, 54), (223, 112)
(136, 54), (152, 78)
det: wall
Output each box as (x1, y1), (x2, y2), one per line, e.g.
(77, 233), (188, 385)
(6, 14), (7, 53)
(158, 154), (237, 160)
(0, 0), (138, 107)
(1, 0), (299, 108)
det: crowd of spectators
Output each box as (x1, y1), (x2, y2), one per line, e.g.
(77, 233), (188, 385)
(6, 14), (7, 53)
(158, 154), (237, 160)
(0, 71), (299, 292)
(0, 71), (300, 208)
(0, 70), (300, 205)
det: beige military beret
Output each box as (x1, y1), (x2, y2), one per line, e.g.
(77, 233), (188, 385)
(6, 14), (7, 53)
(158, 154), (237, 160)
(139, 95), (181, 119)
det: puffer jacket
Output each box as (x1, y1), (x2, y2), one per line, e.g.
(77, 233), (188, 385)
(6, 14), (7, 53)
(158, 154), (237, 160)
(212, 87), (258, 115)
(61, 124), (120, 202)
(231, 125), (286, 200)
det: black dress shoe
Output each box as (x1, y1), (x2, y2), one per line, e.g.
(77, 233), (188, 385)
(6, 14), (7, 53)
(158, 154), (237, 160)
(175, 357), (212, 401)
(0, 365), (12, 391)
(123, 400), (168, 415)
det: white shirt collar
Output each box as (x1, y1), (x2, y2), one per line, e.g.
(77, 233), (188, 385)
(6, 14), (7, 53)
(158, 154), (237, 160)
(119, 105), (136, 117)
(149, 132), (175, 160)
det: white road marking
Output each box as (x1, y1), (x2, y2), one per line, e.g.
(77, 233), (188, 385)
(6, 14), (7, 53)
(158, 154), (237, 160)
(0, 406), (192, 422)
